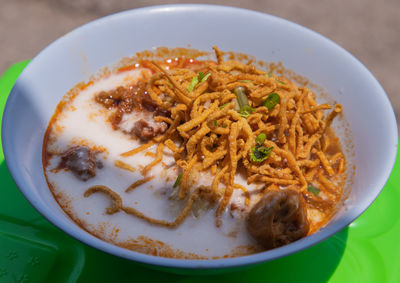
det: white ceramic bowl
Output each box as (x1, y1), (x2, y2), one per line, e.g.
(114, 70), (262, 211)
(2, 4), (398, 271)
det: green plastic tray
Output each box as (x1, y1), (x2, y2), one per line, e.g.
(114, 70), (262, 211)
(1, 61), (399, 283)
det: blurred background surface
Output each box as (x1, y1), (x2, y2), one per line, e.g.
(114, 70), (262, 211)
(1, 0), (399, 133)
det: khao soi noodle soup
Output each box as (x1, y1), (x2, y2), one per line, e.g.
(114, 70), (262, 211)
(43, 47), (347, 259)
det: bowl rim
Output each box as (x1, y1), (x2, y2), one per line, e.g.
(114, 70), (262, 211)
(2, 3), (398, 270)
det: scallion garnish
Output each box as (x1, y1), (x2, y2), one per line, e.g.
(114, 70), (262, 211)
(214, 120), (218, 127)
(240, 105), (256, 118)
(263, 92), (280, 111)
(199, 71), (211, 82)
(267, 73), (273, 78)
(250, 146), (273, 162)
(202, 73), (211, 82)
(234, 86), (256, 118)
(173, 173), (183, 188)
(256, 133), (266, 146)
(188, 72), (211, 92)
(277, 80), (286, 85)
(307, 185), (320, 196)
(198, 72), (206, 81)
(188, 76), (199, 92)
(234, 86), (248, 107)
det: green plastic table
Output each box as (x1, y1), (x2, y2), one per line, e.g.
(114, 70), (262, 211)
(0, 61), (399, 283)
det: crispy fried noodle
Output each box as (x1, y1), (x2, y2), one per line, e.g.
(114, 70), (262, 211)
(84, 46), (346, 231)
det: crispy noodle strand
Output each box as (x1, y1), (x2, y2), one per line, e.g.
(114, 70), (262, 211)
(126, 176), (155, 192)
(114, 160), (136, 172)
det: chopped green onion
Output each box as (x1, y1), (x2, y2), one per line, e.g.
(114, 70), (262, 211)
(267, 73), (273, 78)
(234, 86), (248, 108)
(220, 102), (229, 109)
(240, 112), (250, 118)
(263, 92), (280, 111)
(189, 72), (211, 92)
(188, 76), (199, 92)
(234, 98), (240, 111)
(307, 185), (320, 196)
(240, 105), (256, 118)
(173, 173), (183, 188)
(213, 120), (227, 128)
(234, 86), (256, 117)
(199, 72), (211, 82)
(198, 71), (205, 81)
(276, 80), (286, 85)
(256, 133), (266, 146)
(250, 146), (273, 162)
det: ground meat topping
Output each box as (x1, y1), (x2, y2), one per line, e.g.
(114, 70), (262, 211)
(246, 189), (309, 250)
(141, 92), (158, 112)
(131, 119), (169, 141)
(95, 86), (126, 109)
(131, 120), (155, 141)
(58, 146), (101, 181)
(154, 108), (171, 118)
(94, 82), (171, 140)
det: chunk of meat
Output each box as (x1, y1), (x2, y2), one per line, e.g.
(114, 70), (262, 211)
(156, 121), (169, 135)
(153, 107), (171, 118)
(246, 189), (309, 249)
(95, 83), (155, 113)
(95, 86), (126, 109)
(131, 119), (169, 141)
(131, 120), (156, 141)
(141, 92), (158, 112)
(95, 83), (172, 134)
(59, 146), (100, 181)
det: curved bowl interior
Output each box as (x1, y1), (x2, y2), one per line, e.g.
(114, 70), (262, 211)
(1, 4), (398, 270)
